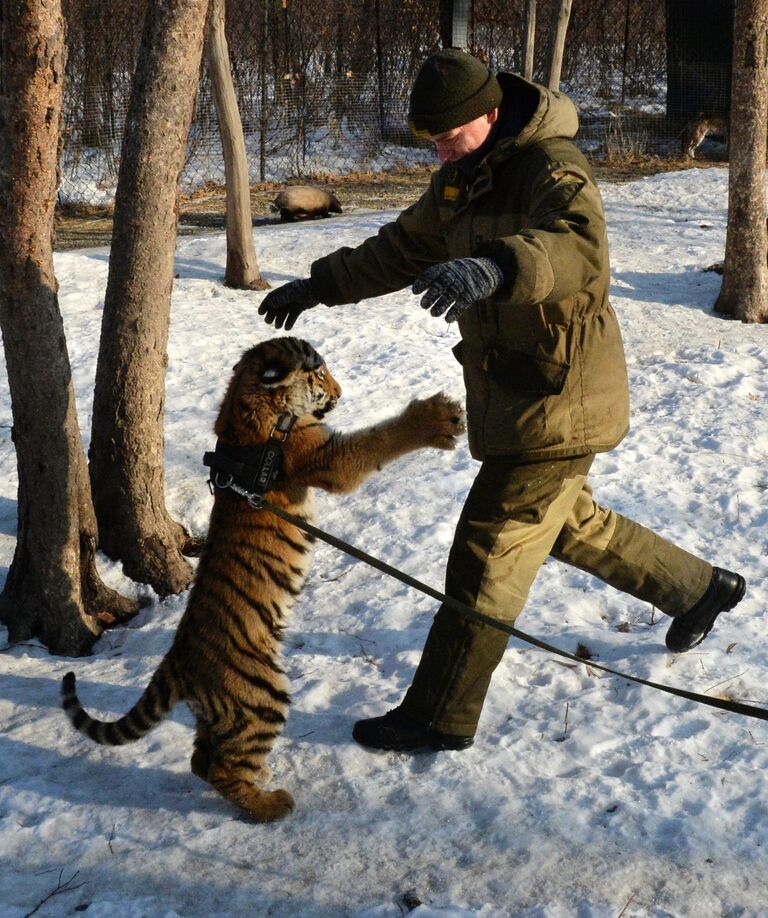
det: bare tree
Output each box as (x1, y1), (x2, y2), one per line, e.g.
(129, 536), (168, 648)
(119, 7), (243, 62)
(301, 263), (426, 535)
(89, 0), (210, 597)
(207, 0), (268, 290)
(714, 0), (768, 323)
(523, 0), (537, 81)
(547, 0), (573, 90)
(0, 0), (137, 655)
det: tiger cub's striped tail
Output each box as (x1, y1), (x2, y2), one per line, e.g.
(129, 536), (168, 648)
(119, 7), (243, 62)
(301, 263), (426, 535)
(61, 662), (180, 746)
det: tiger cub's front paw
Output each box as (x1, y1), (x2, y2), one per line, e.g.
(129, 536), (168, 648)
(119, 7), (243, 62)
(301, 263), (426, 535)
(403, 391), (466, 450)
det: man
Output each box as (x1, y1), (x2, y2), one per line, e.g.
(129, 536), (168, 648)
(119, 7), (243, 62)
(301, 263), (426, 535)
(258, 50), (746, 752)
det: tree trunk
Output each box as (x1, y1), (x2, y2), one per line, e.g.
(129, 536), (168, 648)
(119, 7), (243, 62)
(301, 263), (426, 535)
(523, 0), (537, 82)
(89, 0), (211, 597)
(207, 0), (267, 290)
(546, 0), (573, 91)
(0, 0), (138, 655)
(714, 0), (768, 323)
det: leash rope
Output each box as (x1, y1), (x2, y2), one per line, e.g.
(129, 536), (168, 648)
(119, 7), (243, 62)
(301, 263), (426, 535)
(202, 434), (766, 723)
(253, 494), (766, 723)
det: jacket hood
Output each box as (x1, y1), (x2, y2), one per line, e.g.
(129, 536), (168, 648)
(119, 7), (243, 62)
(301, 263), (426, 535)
(495, 72), (579, 150)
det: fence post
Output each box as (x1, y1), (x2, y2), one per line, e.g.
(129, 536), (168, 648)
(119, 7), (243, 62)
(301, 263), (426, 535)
(440, 0), (471, 50)
(375, 0), (386, 137)
(259, 0), (269, 181)
(621, 0), (631, 105)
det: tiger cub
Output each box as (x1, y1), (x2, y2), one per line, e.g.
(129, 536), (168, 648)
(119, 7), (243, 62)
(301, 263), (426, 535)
(61, 336), (465, 822)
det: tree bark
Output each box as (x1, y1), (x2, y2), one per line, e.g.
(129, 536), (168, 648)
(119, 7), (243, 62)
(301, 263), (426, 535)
(546, 0), (573, 91)
(714, 0), (768, 323)
(523, 0), (536, 82)
(0, 0), (138, 655)
(89, 0), (211, 597)
(207, 0), (268, 290)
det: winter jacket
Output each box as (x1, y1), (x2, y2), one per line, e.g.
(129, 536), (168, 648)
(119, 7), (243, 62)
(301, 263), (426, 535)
(310, 73), (630, 461)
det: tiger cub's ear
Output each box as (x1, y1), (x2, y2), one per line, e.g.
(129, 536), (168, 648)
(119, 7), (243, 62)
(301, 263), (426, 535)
(257, 363), (292, 387)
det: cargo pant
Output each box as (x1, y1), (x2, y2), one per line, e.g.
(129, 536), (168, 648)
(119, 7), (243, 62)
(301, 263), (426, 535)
(399, 455), (713, 738)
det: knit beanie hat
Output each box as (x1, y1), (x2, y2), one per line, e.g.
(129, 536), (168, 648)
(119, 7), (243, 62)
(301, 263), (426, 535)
(408, 49), (503, 136)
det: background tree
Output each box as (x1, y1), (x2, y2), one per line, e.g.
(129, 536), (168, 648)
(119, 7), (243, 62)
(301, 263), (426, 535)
(523, 0), (537, 80)
(714, 0), (768, 323)
(0, 0), (137, 655)
(546, 0), (573, 90)
(89, 0), (211, 597)
(207, 0), (268, 290)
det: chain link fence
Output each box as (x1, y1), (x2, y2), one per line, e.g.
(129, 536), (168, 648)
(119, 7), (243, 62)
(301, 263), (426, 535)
(58, 0), (733, 206)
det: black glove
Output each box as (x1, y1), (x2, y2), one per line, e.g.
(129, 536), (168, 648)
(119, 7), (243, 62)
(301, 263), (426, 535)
(412, 257), (504, 322)
(258, 278), (320, 330)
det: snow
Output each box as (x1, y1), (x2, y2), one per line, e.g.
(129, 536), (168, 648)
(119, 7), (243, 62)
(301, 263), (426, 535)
(2, 166), (768, 918)
(59, 131), (435, 205)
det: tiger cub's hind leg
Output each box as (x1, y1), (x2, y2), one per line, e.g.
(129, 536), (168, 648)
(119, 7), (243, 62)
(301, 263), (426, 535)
(207, 722), (294, 822)
(191, 717), (213, 780)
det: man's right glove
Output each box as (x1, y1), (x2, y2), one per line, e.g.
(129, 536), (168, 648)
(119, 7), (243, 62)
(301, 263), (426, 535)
(258, 278), (320, 330)
(412, 257), (504, 323)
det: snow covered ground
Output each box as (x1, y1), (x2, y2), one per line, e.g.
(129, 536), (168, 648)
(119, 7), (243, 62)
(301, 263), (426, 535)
(59, 131), (435, 205)
(2, 167), (767, 918)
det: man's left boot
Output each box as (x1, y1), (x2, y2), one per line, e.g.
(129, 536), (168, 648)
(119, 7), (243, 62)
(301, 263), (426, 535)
(665, 567), (746, 653)
(352, 707), (474, 752)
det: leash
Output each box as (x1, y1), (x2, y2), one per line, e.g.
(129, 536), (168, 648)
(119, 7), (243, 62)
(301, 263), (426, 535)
(203, 433), (767, 723)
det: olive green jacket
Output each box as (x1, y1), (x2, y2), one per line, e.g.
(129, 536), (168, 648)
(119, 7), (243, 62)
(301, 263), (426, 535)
(310, 74), (630, 461)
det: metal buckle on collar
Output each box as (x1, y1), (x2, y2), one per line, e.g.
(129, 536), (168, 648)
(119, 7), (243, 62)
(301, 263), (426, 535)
(227, 479), (265, 510)
(269, 412), (295, 442)
(212, 471), (234, 490)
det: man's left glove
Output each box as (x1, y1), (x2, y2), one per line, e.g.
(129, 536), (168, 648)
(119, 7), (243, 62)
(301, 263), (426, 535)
(412, 257), (504, 323)
(258, 278), (320, 330)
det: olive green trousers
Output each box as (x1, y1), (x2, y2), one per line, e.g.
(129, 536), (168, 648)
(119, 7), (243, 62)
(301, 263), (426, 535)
(400, 455), (713, 737)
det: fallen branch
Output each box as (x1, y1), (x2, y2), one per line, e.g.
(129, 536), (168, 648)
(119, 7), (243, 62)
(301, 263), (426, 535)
(616, 892), (637, 918)
(25, 869), (85, 918)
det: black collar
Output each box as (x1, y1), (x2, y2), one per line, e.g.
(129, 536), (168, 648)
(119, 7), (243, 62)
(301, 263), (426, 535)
(203, 413), (295, 498)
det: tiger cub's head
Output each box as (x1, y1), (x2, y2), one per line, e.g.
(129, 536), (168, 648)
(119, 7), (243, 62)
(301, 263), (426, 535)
(215, 337), (342, 443)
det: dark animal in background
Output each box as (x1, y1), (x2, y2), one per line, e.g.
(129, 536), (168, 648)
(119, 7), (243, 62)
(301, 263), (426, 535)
(271, 186), (342, 222)
(681, 115), (728, 159)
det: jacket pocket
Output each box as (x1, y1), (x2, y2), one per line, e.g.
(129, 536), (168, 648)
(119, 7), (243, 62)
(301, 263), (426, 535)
(486, 344), (569, 396)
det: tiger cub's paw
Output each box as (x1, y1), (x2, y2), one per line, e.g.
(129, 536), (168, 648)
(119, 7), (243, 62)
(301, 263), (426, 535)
(403, 391), (466, 450)
(258, 788), (295, 822)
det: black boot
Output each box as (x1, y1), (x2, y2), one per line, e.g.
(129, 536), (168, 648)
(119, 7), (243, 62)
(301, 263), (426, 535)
(352, 605), (509, 753)
(665, 567), (746, 653)
(352, 706), (474, 752)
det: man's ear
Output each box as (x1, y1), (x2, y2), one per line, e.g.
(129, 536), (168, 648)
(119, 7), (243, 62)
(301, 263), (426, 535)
(487, 108), (499, 126)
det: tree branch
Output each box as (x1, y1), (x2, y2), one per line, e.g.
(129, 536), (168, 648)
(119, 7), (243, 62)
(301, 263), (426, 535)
(25, 869), (86, 918)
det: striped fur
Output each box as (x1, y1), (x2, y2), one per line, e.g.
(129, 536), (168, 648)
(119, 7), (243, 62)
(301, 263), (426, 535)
(61, 336), (465, 821)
